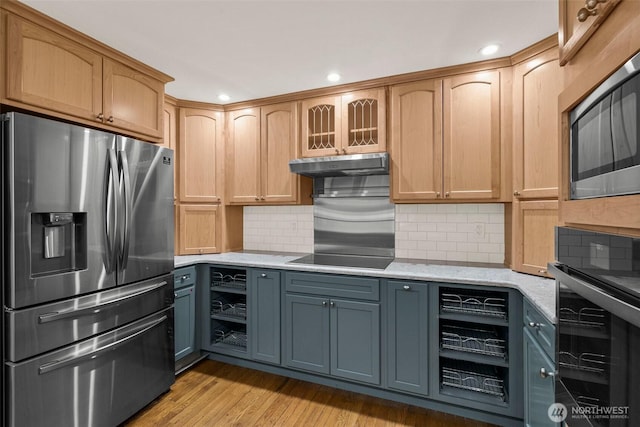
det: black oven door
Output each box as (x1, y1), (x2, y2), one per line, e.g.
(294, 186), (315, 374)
(550, 264), (640, 426)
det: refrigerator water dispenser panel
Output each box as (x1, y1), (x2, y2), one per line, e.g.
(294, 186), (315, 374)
(31, 212), (87, 277)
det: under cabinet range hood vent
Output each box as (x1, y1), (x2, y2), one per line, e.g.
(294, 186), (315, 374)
(289, 152), (389, 177)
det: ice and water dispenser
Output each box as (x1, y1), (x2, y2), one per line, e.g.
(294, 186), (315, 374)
(30, 212), (87, 277)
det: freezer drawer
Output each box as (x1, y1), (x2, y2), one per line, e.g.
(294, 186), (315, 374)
(5, 308), (175, 427)
(5, 274), (174, 362)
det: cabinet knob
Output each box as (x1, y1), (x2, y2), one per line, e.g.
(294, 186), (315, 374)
(330, 301), (335, 307)
(96, 113), (104, 121)
(538, 269), (547, 275)
(107, 116), (114, 123)
(255, 197), (260, 201)
(260, 273), (267, 278)
(539, 367), (555, 379)
(513, 191), (521, 197)
(444, 192), (450, 198)
(342, 148), (347, 154)
(436, 192), (441, 198)
(335, 149), (340, 155)
(322, 301), (327, 307)
(174, 292), (178, 298)
(577, 6), (597, 22)
(403, 285), (411, 290)
(182, 275), (188, 281)
(528, 321), (541, 329)
(585, 0), (605, 9)
(260, 196), (266, 201)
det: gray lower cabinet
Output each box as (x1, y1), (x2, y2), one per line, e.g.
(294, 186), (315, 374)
(284, 285), (380, 385)
(524, 329), (556, 427)
(285, 294), (330, 374)
(174, 266), (196, 361)
(249, 269), (281, 364)
(386, 281), (429, 395)
(433, 284), (523, 419)
(523, 299), (557, 427)
(330, 298), (380, 384)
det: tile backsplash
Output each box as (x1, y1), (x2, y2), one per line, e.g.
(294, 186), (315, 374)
(243, 204), (505, 263)
(243, 206), (314, 253)
(395, 204), (505, 263)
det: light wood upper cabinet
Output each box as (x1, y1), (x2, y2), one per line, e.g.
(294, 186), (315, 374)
(178, 108), (224, 203)
(261, 103), (300, 203)
(178, 204), (221, 255)
(5, 14), (103, 122)
(513, 48), (563, 200)
(559, 0), (622, 65)
(342, 89), (387, 155)
(391, 71), (502, 202)
(301, 89), (385, 157)
(3, 12), (169, 140)
(443, 71), (501, 200)
(102, 58), (164, 138)
(301, 95), (342, 157)
(227, 108), (261, 204)
(162, 100), (177, 152)
(512, 200), (558, 277)
(390, 79), (443, 201)
(228, 102), (305, 204)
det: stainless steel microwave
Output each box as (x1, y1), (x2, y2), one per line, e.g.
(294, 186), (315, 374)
(570, 50), (640, 199)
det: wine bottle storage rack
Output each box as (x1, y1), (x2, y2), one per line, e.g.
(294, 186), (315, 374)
(441, 291), (507, 320)
(211, 272), (247, 291)
(213, 329), (247, 349)
(441, 325), (506, 359)
(441, 365), (505, 400)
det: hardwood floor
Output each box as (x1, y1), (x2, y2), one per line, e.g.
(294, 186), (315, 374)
(125, 360), (496, 427)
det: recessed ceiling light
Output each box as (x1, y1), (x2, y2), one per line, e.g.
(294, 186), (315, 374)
(327, 72), (341, 83)
(218, 94), (230, 102)
(479, 44), (500, 56)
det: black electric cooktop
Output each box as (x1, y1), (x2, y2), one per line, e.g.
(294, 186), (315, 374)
(288, 253), (394, 270)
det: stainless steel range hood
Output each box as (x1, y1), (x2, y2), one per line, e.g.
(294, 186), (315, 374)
(289, 152), (389, 177)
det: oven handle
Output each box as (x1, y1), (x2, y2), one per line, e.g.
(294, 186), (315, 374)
(37, 280), (167, 324)
(548, 263), (640, 329)
(38, 314), (168, 375)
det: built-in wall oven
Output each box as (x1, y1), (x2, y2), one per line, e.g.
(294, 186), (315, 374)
(570, 50), (640, 199)
(549, 227), (639, 426)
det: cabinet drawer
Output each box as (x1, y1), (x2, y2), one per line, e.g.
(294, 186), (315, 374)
(174, 266), (196, 289)
(523, 299), (555, 358)
(285, 272), (379, 301)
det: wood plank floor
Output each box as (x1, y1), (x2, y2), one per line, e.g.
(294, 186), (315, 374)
(125, 360), (496, 427)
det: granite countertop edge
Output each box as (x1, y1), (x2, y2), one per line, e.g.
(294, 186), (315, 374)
(175, 252), (556, 323)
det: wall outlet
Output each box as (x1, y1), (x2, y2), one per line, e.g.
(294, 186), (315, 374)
(474, 223), (485, 239)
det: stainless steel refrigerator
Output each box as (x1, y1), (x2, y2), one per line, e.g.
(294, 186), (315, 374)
(1, 112), (175, 427)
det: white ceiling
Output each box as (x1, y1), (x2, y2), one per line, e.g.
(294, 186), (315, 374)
(22, 0), (558, 105)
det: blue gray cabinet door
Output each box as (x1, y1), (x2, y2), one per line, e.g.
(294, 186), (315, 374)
(249, 269), (281, 364)
(330, 298), (380, 385)
(285, 294), (330, 374)
(387, 281), (429, 395)
(524, 328), (557, 427)
(174, 284), (196, 360)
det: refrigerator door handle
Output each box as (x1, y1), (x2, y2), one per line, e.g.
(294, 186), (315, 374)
(37, 280), (168, 324)
(38, 314), (168, 375)
(105, 148), (120, 273)
(118, 150), (132, 270)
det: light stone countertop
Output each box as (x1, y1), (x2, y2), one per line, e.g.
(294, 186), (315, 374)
(175, 252), (556, 323)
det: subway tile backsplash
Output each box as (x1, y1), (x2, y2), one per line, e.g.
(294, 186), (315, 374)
(244, 204), (505, 263)
(243, 206), (314, 253)
(395, 204), (505, 263)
